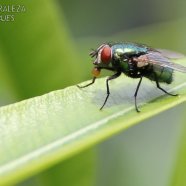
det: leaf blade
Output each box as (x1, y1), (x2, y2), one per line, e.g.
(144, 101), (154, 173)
(1, 59), (186, 185)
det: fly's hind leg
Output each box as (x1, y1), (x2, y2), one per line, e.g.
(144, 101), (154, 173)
(154, 73), (178, 96)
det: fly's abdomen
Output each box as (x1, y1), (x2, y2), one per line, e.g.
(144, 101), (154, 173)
(147, 65), (173, 84)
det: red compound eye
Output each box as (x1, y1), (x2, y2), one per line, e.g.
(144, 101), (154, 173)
(101, 46), (111, 64)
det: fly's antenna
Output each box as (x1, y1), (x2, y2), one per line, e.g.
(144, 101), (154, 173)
(89, 49), (97, 58)
(89, 44), (107, 58)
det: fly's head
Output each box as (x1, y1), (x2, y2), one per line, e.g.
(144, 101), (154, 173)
(89, 44), (112, 77)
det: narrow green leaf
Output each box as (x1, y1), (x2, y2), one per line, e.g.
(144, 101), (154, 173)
(0, 59), (186, 185)
(18, 149), (96, 186)
(169, 112), (186, 186)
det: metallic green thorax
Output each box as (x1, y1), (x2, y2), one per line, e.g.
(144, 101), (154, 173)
(110, 43), (173, 84)
(111, 43), (148, 59)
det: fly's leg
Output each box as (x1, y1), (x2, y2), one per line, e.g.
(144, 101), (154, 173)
(134, 77), (143, 112)
(154, 73), (178, 96)
(100, 72), (121, 110)
(77, 67), (115, 89)
(77, 77), (96, 88)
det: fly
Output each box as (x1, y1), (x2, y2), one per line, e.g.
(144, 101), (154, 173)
(77, 42), (186, 112)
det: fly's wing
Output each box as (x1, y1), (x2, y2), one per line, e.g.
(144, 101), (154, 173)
(156, 49), (185, 59)
(134, 51), (186, 73)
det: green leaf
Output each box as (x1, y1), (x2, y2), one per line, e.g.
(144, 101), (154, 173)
(1, 58), (186, 185)
(19, 149), (96, 186)
(169, 111), (186, 186)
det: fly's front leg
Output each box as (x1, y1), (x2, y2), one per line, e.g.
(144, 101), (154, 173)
(77, 67), (115, 88)
(77, 67), (100, 88)
(100, 72), (121, 110)
(77, 77), (96, 88)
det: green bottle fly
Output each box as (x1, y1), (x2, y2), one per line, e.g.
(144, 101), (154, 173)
(78, 42), (186, 112)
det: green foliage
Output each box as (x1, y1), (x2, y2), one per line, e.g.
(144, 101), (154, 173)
(170, 118), (186, 186)
(0, 0), (82, 100)
(0, 1), (91, 185)
(0, 0), (186, 186)
(24, 149), (96, 186)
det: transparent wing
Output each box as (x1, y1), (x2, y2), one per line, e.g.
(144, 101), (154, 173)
(135, 51), (186, 73)
(156, 48), (185, 59)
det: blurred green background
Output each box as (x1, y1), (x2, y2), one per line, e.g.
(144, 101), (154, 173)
(0, 0), (186, 185)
